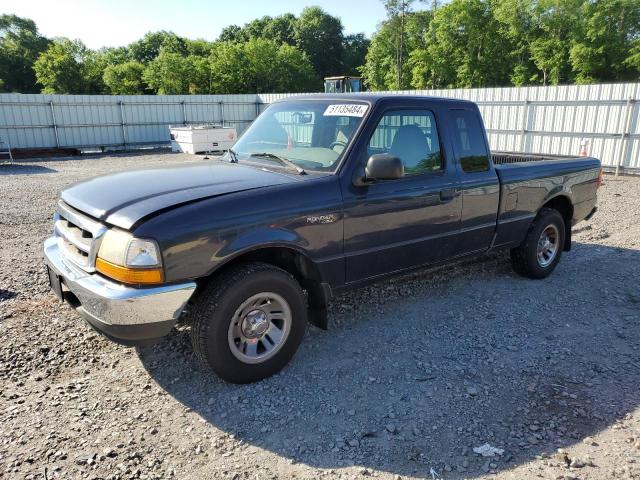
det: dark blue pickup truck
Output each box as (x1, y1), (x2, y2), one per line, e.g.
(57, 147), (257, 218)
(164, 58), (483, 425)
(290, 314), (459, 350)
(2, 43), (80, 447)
(44, 95), (601, 383)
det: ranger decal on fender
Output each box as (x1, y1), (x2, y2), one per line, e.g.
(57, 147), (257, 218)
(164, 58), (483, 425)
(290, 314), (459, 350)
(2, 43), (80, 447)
(306, 214), (338, 224)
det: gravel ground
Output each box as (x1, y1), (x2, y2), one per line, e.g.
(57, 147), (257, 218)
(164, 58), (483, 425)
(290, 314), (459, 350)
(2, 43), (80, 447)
(1, 151), (639, 480)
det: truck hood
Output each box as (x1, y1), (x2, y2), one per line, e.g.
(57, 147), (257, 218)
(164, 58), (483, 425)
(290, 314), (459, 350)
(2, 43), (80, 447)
(61, 162), (298, 230)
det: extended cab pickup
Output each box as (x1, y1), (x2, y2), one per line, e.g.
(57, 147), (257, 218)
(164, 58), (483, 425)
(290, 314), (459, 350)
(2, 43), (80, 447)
(44, 95), (601, 383)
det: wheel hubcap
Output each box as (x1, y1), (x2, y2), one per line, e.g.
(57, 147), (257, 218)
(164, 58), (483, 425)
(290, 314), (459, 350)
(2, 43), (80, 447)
(228, 292), (291, 364)
(242, 309), (269, 338)
(537, 224), (560, 267)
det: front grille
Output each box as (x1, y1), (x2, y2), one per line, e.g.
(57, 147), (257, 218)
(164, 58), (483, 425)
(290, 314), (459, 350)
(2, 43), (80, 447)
(53, 201), (107, 271)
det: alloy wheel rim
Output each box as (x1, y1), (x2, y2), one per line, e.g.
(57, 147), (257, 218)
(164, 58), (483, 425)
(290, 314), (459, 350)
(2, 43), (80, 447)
(537, 224), (560, 267)
(227, 292), (291, 364)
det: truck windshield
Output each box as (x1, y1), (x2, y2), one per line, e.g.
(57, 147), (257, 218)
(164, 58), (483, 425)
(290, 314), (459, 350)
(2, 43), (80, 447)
(231, 100), (369, 172)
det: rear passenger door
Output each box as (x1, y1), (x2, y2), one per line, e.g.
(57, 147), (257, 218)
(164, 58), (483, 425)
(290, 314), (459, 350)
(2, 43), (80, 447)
(447, 108), (500, 254)
(342, 107), (462, 283)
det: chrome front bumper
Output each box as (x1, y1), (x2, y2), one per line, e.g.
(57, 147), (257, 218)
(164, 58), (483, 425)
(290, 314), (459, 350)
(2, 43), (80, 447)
(44, 237), (196, 345)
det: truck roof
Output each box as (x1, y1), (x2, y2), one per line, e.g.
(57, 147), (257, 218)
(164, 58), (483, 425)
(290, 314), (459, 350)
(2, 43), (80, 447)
(274, 93), (477, 107)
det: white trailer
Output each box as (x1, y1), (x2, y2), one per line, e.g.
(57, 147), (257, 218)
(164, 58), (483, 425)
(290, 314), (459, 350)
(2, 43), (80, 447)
(170, 125), (237, 154)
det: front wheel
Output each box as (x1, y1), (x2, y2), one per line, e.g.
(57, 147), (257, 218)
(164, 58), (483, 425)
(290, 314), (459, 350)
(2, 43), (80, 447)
(190, 262), (307, 383)
(510, 207), (566, 279)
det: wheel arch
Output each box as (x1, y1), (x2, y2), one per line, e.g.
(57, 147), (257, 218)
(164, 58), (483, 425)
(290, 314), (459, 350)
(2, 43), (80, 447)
(196, 244), (331, 329)
(540, 194), (574, 251)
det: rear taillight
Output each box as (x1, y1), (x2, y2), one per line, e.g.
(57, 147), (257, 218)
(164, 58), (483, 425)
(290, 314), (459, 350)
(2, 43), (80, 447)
(595, 168), (603, 190)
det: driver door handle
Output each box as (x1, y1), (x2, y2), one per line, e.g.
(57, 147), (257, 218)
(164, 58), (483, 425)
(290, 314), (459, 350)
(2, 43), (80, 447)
(440, 188), (458, 202)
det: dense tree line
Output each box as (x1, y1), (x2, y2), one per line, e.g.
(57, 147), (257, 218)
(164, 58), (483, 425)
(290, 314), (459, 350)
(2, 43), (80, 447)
(1, 1), (639, 95)
(365, 0), (640, 90)
(0, 7), (367, 95)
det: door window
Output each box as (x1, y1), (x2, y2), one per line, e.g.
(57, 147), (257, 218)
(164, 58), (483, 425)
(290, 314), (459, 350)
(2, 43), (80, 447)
(368, 110), (443, 175)
(450, 109), (490, 173)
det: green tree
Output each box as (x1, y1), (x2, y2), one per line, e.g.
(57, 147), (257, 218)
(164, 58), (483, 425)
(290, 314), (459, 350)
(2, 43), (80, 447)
(243, 37), (283, 92)
(529, 0), (584, 85)
(342, 33), (370, 76)
(421, 0), (512, 88)
(569, 0), (640, 83)
(129, 31), (187, 63)
(404, 10), (436, 88)
(0, 14), (50, 92)
(186, 38), (215, 57)
(103, 61), (146, 94)
(218, 14), (297, 46)
(95, 46), (131, 66)
(243, 16), (274, 40)
(33, 38), (94, 93)
(626, 40), (640, 73)
(361, 24), (399, 90)
(208, 42), (251, 93)
(82, 49), (108, 93)
(187, 55), (213, 93)
(362, 10), (431, 90)
(218, 25), (243, 43)
(264, 14), (297, 46)
(275, 43), (319, 92)
(209, 39), (318, 94)
(142, 48), (191, 94)
(530, 37), (566, 85)
(381, 0), (416, 87)
(294, 6), (344, 79)
(492, 0), (538, 86)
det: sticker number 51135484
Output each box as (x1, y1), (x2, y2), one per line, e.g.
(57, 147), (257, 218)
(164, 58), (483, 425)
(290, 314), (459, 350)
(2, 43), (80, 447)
(323, 104), (368, 117)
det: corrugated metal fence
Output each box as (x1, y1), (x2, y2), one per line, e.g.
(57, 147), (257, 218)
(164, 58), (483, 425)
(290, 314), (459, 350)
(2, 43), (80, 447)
(0, 93), (260, 151)
(1, 82), (638, 171)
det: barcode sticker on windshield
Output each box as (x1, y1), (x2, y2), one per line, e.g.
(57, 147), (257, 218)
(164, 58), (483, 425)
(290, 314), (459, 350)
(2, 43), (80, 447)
(323, 104), (368, 117)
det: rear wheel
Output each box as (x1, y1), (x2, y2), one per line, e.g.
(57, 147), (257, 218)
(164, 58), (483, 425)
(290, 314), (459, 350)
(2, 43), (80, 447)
(510, 208), (566, 279)
(190, 262), (307, 383)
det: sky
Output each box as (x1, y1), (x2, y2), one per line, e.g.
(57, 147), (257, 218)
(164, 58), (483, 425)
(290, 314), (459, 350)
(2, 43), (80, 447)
(1, 0), (403, 49)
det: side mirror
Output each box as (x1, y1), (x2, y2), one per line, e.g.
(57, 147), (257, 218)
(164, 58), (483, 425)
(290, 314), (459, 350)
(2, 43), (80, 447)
(364, 154), (404, 181)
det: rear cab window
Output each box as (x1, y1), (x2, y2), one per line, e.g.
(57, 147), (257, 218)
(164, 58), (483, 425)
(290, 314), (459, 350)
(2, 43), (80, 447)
(449, 109), (490, 173)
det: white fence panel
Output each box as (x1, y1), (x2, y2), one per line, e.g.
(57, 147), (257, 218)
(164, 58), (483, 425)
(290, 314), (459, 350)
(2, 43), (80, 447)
(0, 83), (638, 171)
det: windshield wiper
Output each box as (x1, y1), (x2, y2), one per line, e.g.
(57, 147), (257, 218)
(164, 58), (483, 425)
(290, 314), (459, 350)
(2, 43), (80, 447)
(248, 152), (306, 175)
(227, 148), (239, 163)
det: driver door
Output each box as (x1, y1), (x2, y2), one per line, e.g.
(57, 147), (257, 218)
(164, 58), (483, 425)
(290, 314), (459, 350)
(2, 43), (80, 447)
(342, 108), (462, 283)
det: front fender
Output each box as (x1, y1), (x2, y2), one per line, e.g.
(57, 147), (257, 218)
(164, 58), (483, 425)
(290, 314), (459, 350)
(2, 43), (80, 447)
(206, 228), (318, 279)
(217, 228), (310, 260)
(134, 175), (344, 285)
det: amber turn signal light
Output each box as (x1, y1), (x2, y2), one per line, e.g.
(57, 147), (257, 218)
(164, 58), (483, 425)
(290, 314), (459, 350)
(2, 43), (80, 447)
(595, 167), (603, 190)
(96, 257), (164, 285)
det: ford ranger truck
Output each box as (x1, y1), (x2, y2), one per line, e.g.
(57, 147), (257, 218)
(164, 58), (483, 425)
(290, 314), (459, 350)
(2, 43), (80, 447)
(44, 95), (601, 383)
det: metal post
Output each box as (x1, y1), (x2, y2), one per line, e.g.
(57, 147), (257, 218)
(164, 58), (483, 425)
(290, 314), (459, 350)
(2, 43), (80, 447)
(119, 101), (127, 146)
(49, 100), (60, 149)
(615, 98), (635, 177)
(219, 101), (225, 127)
(255, 101), (260, 119)
(0, 137), (13, 165)
(181, 101), (187, 126)
(520, 99), (529, 153)
(7, 136), (13, 164)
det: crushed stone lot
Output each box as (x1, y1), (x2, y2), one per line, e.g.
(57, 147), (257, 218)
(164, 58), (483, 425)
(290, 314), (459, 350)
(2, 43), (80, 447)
(1, 151), (639, 480)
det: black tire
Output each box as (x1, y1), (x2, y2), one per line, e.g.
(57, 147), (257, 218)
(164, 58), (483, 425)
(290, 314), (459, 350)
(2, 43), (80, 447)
(510, 207), (566, 279)
(190, 262), (307, 383)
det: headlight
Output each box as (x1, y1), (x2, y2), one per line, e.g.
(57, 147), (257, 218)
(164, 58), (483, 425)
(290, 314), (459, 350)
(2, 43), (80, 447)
(96, 229), (164, 285)
(126, 238), (161, 267)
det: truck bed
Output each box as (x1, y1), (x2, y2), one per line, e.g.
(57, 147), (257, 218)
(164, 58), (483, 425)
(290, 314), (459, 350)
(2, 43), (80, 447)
(492, 151), (585, 165)
(490, 152), (601, 250)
